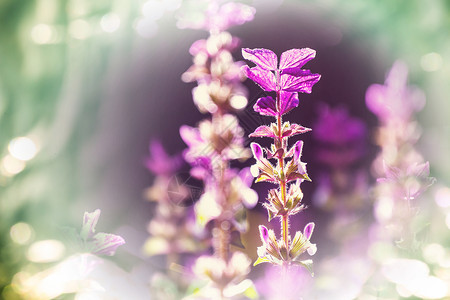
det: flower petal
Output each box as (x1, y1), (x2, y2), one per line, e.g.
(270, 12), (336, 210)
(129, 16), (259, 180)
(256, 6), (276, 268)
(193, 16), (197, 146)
(303, 222), (315, 240)
(253, 96), (277, 116)
(259, 225), (269, 244)
(81, 209), (101, 240)
(293, 140), (304, 163)
(279, 48), (316, 73)
(250, 143), (264, 161)
(179, 125), (202, 148)
(92, 232), (125, 256)
(242, 48), (278, 70)
(249, 125), (276, 138)
(241, 66), (277, 91)
(307, 243), (317, 256)
(280, 71), (321, 93)
(279, 91), (299, 115)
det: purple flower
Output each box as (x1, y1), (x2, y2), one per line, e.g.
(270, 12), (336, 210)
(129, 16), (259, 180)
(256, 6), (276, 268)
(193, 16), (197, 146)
(177, 1), (255, 32)
(241, 48), (321, 94)
(250, 143), (276, 184)
(313, 104), (367, 166)
(145, 140), (183, 176)
(365, 61), (425, 122)
(180, 115), (250, 165)
(285, 140), (311, 183)
(81, 209), (125, 256)
(378, 161), (436, 200)
(254, 222), (316, 270)
(259, 225), (269, 245)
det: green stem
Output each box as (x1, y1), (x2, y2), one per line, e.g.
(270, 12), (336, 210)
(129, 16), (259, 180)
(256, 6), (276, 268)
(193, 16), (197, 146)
(276, 90), (289, 251)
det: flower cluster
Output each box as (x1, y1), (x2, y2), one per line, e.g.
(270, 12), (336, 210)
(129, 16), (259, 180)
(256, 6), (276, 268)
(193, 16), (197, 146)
(242, 47), (320, 270)
(366, 61), (435, 236)
(178, 2), (258, 298)
(144, 141), (201, 257)
(312, 104), (369, 213)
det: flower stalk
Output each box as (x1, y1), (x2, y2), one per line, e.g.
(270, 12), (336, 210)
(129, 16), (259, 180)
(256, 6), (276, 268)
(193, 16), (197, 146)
(242, 47), (320, 272)
(178, 2), (259, 298)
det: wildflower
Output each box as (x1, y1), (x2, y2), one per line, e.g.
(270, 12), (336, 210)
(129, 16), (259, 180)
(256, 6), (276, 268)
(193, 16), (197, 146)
(365, 61), (425, 122)
(177, 1), (256, 33)
(180, 114), (250, 165)
(242, 47), (319, 274)
(81, 209), (125, 256)
(254, 223), (316, 274)
(378, 160), (436, 200)
(144, 140), (183, 176)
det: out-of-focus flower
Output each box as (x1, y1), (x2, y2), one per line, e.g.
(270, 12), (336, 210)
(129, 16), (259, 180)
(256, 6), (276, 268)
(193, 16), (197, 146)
(13, 254), (151, 300)
(177, 1), (256, 32)
(314, 104), (367, 167)
(182, 31), (250, 114)
(377, 160), (436, 201)
(255, 264), (312, 300)
(81, 209), (125, 256)
(180, 114), (250, 165)
(366, 60), (425, 123)
(186, 252), (257, 299)
(195, 167), (258, 228)
(381, 258), (449, 299)
(144, 140), (183, 176)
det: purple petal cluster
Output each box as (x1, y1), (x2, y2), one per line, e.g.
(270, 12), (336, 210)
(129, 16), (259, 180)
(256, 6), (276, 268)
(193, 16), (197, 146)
(242, 47), (319, 271)
(242, 48), (320, 117)
(178, 6), (258, 297)
(177, 1), (255, 32)
(366, 60), (425, 122)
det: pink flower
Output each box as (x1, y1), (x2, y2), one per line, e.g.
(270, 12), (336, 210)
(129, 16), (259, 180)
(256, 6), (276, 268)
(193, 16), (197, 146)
(81, 209), (125, 256)
(365, 61), (425, 122)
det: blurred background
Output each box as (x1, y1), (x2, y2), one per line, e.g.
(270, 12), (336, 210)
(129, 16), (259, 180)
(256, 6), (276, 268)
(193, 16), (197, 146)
(0, 0), (449, 298)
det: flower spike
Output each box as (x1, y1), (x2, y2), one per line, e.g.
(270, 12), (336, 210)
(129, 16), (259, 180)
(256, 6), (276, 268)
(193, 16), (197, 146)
(242, 47), (319, 272)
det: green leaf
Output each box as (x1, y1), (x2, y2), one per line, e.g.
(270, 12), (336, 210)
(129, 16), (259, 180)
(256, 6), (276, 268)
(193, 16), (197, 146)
(253, 256), (270, 266)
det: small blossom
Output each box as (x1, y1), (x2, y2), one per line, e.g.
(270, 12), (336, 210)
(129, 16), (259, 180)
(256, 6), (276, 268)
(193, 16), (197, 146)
(144, 140), (183, 176)
(365, 60), (425, 122)
(378, 160), (436, 200)
(193, 252), (251, 291)
(263, 183), (306, 221)
(284, 140), (311, 183)
(313, 104), (367, 167)
(81, 209), (125, 256)
(180, 114), (250, 165)
(250, 143), (277, 183)
(254, 222), (316, 273)
(177, 1), (256, 32)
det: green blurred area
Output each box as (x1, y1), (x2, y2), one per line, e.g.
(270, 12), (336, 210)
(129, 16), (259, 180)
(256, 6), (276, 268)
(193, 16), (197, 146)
(0, 0), (449, 298)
